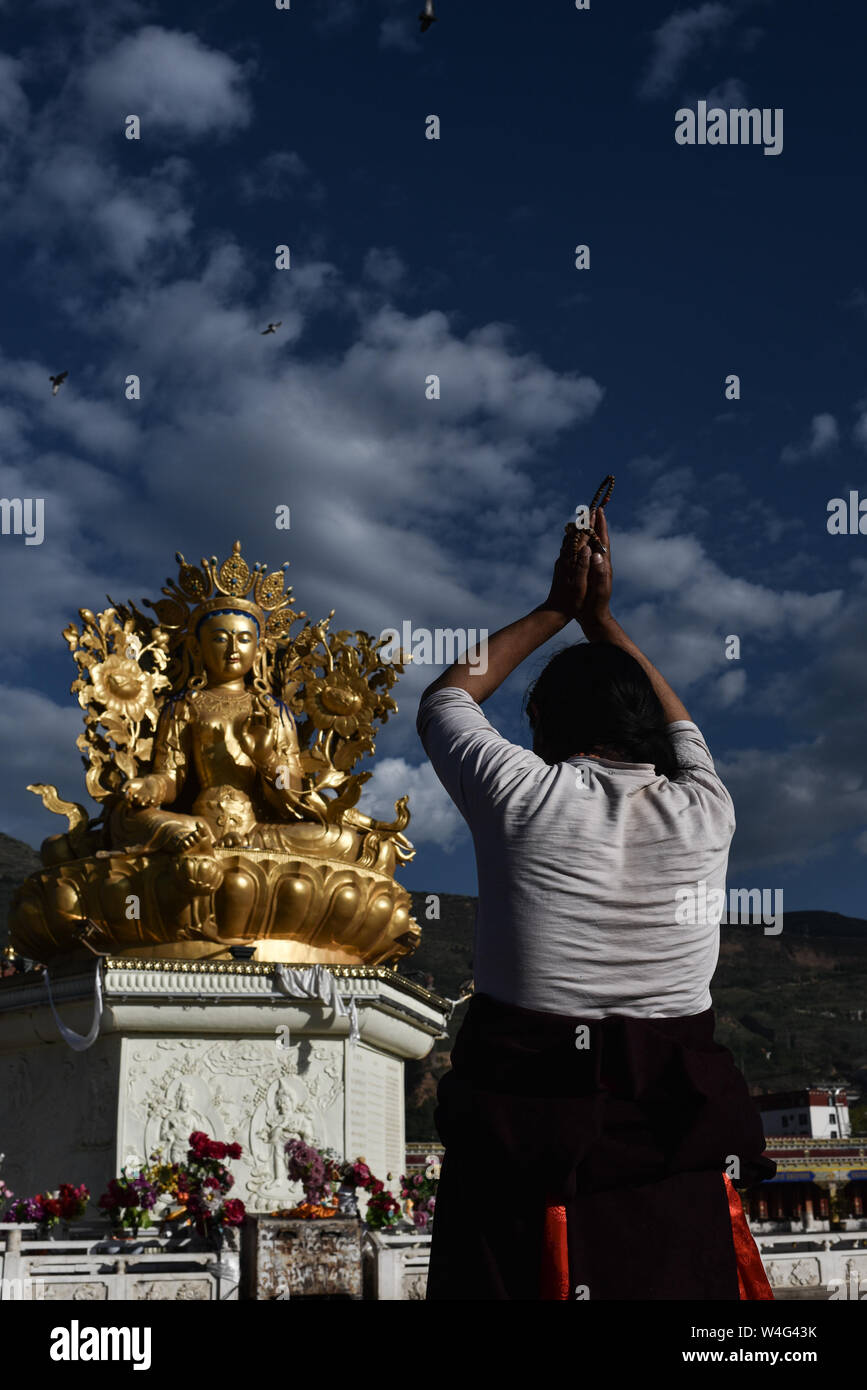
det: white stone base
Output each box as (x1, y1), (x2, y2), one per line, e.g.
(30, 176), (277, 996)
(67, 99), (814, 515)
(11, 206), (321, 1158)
(0, 961), (451, 1216)
(362, 1228), (432, 1300)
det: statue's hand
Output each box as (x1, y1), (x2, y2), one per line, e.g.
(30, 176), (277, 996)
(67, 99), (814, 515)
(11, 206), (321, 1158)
(123, 775), (164, 809)
(166, 819), (214, 854)
(239, 716), (276, 768)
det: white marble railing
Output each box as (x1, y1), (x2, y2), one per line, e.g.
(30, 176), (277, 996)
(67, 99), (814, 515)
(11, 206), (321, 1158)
(0, 1224), (238, 1301)
(753, 1229), (867, 1299)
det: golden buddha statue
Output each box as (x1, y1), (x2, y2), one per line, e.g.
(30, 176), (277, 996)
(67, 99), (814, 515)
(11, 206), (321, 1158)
(11, 542), (421, 966)
(112, 608), (306, 856)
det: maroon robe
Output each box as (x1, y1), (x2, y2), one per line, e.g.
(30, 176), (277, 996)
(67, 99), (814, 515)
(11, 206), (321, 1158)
(426, 992), (775, 1300)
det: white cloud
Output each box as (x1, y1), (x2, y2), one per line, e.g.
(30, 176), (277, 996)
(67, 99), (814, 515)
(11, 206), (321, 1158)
(714, 563), (867, 874)
(81, 26), (252, 139)
(362, 247), (407, 291)
(7, 145), (194, 277)
(359, 756), (463, 850)
(708, 667), (746, 708)
(719, 741), (867, 874)
(781, 412), (839, 463)
(853, 402), (867, 450)
(614, 529), (843, 641)
(703, 77), (747, 107)
(0, 53), (28, 143)
(338, 308), (603, 436)
(638, 3), (733, 100)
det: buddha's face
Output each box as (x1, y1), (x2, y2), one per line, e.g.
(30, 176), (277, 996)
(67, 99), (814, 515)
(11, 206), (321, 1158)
(197, 612), (259, 685)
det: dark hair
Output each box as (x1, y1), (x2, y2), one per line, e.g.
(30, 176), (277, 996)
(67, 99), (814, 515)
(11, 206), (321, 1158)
(524, 642), (679, 779)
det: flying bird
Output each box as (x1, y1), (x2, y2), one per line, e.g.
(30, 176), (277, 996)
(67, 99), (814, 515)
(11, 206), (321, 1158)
(419, 1), (437, 33)
(49, 371), (68, 395)
(261, 322), (282, 335)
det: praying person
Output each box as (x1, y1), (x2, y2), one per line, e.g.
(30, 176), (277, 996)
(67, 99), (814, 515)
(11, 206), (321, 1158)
(418, 506), (774, 1300)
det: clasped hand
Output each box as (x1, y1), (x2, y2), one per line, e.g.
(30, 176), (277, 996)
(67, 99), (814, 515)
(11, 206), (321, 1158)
(544, 507), (613, 629)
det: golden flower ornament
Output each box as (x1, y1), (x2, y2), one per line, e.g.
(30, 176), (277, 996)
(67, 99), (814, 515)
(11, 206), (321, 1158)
(90, 655), (154, 722)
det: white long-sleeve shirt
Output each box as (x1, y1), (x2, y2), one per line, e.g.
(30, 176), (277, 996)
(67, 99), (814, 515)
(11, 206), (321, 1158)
(416, 686), (736, 1018)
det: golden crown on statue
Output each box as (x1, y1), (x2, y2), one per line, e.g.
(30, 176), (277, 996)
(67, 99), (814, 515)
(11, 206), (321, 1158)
(160, 540), (298, 636)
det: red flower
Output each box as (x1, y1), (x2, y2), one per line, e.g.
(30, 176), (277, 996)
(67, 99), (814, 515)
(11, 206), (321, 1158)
(369, 1179), (384, 1195)
(188, 1132), (209, 1156)
(57, 1183), (88, 1220)
(226, 1142), (242, 1161)
(222, 1198), (245, 1226)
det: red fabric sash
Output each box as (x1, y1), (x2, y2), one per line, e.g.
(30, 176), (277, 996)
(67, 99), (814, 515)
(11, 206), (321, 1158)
(723, 1174), (775, 1300)
(540, 1203), (570, 1299)
(540, 1177), (774, 1300)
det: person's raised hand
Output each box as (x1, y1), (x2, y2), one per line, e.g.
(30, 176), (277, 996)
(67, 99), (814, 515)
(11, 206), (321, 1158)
(544, 521), (592, 619)
(576, 505), (613, 633)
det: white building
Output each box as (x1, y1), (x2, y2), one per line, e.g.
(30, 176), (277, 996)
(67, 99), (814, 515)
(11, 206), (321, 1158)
(756, 1088), (851, 1139)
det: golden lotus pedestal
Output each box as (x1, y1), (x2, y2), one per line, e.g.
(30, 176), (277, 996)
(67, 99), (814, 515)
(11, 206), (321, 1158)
(9, 831), (422, 967)
(0, 957), (451, 1225)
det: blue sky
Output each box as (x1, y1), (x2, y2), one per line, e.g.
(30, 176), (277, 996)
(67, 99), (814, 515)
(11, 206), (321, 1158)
(1, 0), (865, 916)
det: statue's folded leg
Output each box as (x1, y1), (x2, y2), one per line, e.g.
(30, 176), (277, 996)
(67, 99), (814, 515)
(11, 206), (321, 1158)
(109, 801), (212, 854)
(246, 821), (347, 854)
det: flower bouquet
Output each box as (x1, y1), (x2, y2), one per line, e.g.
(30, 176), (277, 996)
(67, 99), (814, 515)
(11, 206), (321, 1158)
(332, 1158), (403, 1230)
(153, 1132), (245, 1241)
(98, 1165), (159, 1235)
(281, 1138), (342, 1217)
(98, 1133), (245, 1243)
(364, 1185), (402, 1232)
(399, 1153), (440, 1231)
(276, 1140), (403, 1228)
(5, 1182), (89, 1236)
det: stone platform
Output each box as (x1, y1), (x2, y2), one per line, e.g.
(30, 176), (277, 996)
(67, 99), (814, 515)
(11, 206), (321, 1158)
(0, 960), (451, 1213)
